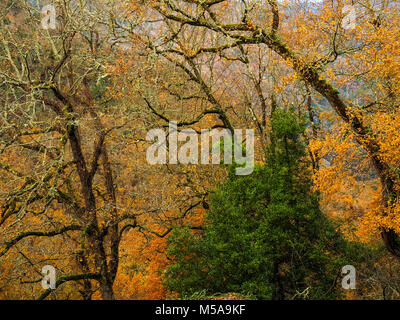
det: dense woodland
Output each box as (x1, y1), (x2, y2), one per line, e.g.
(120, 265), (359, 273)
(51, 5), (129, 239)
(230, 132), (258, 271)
(1, 0), (400, 300)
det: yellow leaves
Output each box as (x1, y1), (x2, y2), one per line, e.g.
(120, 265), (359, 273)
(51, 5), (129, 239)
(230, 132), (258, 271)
(245, 20), (257, 31)
(368, 112), (400, 171)
(313, 111), (400, 242)
(357, 196), (400, 242)
(116, 229), (169, 299)
(310, 117), (385, 240)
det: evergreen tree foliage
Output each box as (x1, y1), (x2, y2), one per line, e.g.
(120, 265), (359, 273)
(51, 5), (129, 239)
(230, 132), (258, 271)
(165, 109), (367, 299)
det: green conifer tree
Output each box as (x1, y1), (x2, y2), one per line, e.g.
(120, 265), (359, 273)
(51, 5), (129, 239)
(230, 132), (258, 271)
(165, 109), (367, 299)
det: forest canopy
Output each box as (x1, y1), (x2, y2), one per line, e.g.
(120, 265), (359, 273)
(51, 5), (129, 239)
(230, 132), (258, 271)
(0, 0), (400, 300)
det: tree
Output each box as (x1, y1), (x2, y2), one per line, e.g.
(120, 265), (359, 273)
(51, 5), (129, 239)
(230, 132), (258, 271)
(140, 0), (400, 264)
(165, 108), (365, 299)
(0, 0), (147, 299)
(2, 0), (400, 300)
(0, 0), (212, 300)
